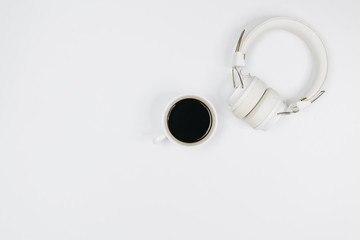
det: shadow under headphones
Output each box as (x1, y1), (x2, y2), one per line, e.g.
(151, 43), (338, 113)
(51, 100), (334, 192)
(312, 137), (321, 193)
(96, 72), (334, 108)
(227, 17), (328, 130)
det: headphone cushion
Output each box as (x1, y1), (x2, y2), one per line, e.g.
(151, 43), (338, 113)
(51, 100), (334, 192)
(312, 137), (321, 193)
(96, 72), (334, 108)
(231, 77), (267, 119)
(244, 88), (284, 129)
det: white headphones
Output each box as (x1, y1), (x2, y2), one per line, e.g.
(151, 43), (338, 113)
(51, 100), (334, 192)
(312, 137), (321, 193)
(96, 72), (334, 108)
(227, 17), (328, 130)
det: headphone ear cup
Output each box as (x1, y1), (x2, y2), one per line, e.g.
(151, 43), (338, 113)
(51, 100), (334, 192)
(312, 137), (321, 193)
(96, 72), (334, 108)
(227, 77), (267, 119)
(244, 88), (286, 130)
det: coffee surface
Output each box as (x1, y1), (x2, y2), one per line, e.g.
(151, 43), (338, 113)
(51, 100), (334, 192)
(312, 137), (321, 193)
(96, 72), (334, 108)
(167, 98), (212, 143)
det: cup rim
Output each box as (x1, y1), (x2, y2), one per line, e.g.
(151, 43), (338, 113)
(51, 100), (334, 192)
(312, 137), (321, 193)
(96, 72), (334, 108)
(162, 94), (217, 147)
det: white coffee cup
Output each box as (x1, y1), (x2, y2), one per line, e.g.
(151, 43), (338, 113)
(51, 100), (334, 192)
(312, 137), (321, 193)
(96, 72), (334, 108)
(153, 94), (217, 146)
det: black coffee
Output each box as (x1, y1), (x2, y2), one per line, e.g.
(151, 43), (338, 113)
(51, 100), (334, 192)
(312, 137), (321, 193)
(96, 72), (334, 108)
(167, 98), (212, 143)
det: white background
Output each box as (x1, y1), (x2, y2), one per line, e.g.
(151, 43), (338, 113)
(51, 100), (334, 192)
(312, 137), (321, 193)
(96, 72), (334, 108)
(0, 0), (359, 239)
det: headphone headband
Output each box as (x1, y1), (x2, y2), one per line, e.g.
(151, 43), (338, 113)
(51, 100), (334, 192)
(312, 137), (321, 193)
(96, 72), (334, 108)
(233, 17), (328, 114)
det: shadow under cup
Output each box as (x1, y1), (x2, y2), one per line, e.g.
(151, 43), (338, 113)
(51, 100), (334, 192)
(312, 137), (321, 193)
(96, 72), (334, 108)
(166, 98), (214, 144)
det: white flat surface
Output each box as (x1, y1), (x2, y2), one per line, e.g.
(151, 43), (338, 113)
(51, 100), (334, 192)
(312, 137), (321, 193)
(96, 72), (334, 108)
(0, 0), (359, 239)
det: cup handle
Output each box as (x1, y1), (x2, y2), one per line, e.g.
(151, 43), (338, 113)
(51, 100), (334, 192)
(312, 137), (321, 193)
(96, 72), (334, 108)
(153, 134), (167, 144)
